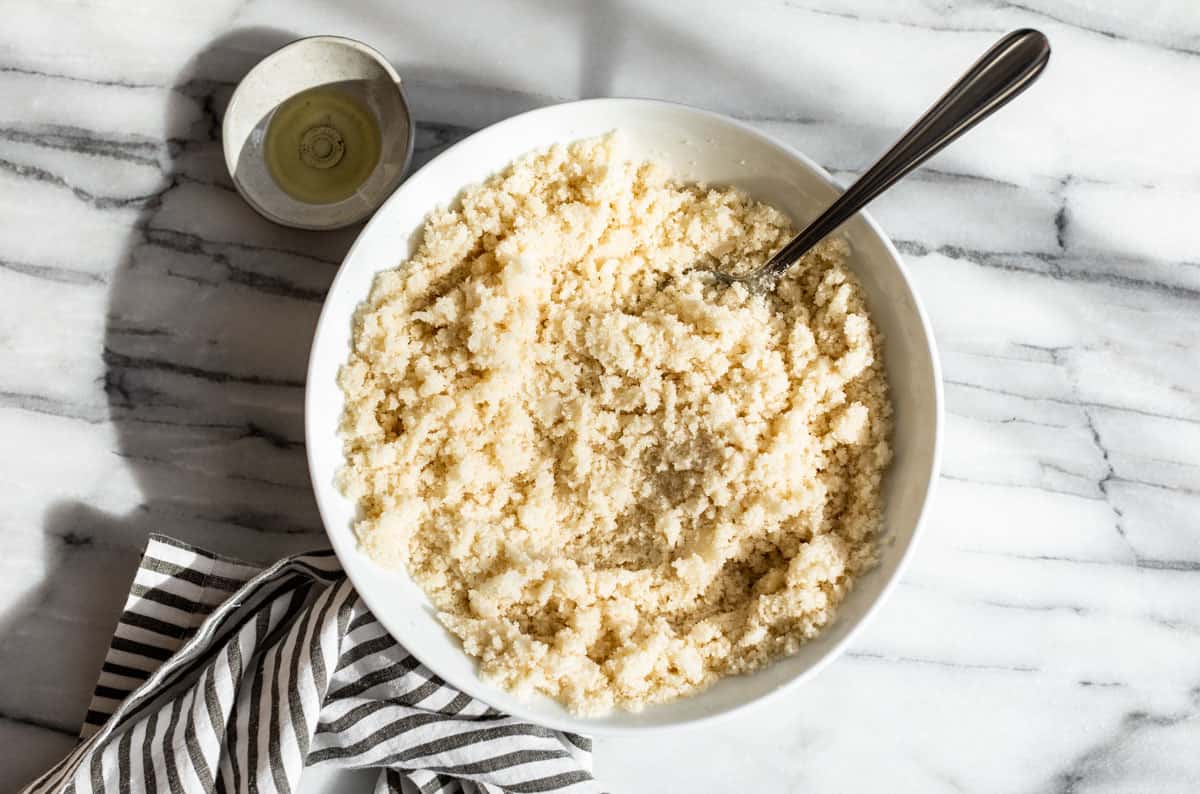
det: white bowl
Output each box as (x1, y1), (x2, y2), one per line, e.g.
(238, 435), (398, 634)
(305, 98), (942, 735)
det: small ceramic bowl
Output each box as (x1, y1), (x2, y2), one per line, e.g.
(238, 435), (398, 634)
(222, 36), (414, 230)
(306, 99), (943, 734)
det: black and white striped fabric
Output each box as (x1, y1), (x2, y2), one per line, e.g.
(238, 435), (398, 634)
(22, 535), (602, 794)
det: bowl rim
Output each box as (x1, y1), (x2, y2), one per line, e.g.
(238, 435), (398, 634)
(304, 96), (943, 735)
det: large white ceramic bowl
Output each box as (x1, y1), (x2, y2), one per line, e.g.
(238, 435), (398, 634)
(306, 98), (942, 735)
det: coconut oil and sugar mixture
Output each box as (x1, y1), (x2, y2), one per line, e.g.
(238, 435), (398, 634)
(338, 134), (892, 714)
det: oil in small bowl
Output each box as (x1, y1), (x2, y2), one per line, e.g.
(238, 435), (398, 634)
(263, 85), (383, 205)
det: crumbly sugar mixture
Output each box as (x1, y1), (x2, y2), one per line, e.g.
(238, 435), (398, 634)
(338, 134), (892, 714)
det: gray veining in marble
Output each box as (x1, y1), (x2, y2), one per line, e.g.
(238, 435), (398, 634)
(2, 1), (1198, 792)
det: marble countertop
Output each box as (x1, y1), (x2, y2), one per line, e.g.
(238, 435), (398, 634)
(3, 1), (1198, 791)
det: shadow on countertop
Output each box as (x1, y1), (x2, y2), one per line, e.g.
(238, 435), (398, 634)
(3, 27), (350, 787)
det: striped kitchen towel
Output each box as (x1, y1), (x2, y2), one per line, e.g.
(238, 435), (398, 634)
(22, 535), (603, 794)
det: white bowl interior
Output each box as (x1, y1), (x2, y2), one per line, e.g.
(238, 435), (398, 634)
(305, 98), (941, 734)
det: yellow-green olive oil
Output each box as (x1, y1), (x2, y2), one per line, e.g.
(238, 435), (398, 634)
(263, 86), (382, 205)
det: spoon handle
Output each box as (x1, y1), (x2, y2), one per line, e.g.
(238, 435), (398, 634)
(763, 28), (1051, 277)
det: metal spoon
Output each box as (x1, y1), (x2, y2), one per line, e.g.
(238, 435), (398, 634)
(709, 28), (1051, 288)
